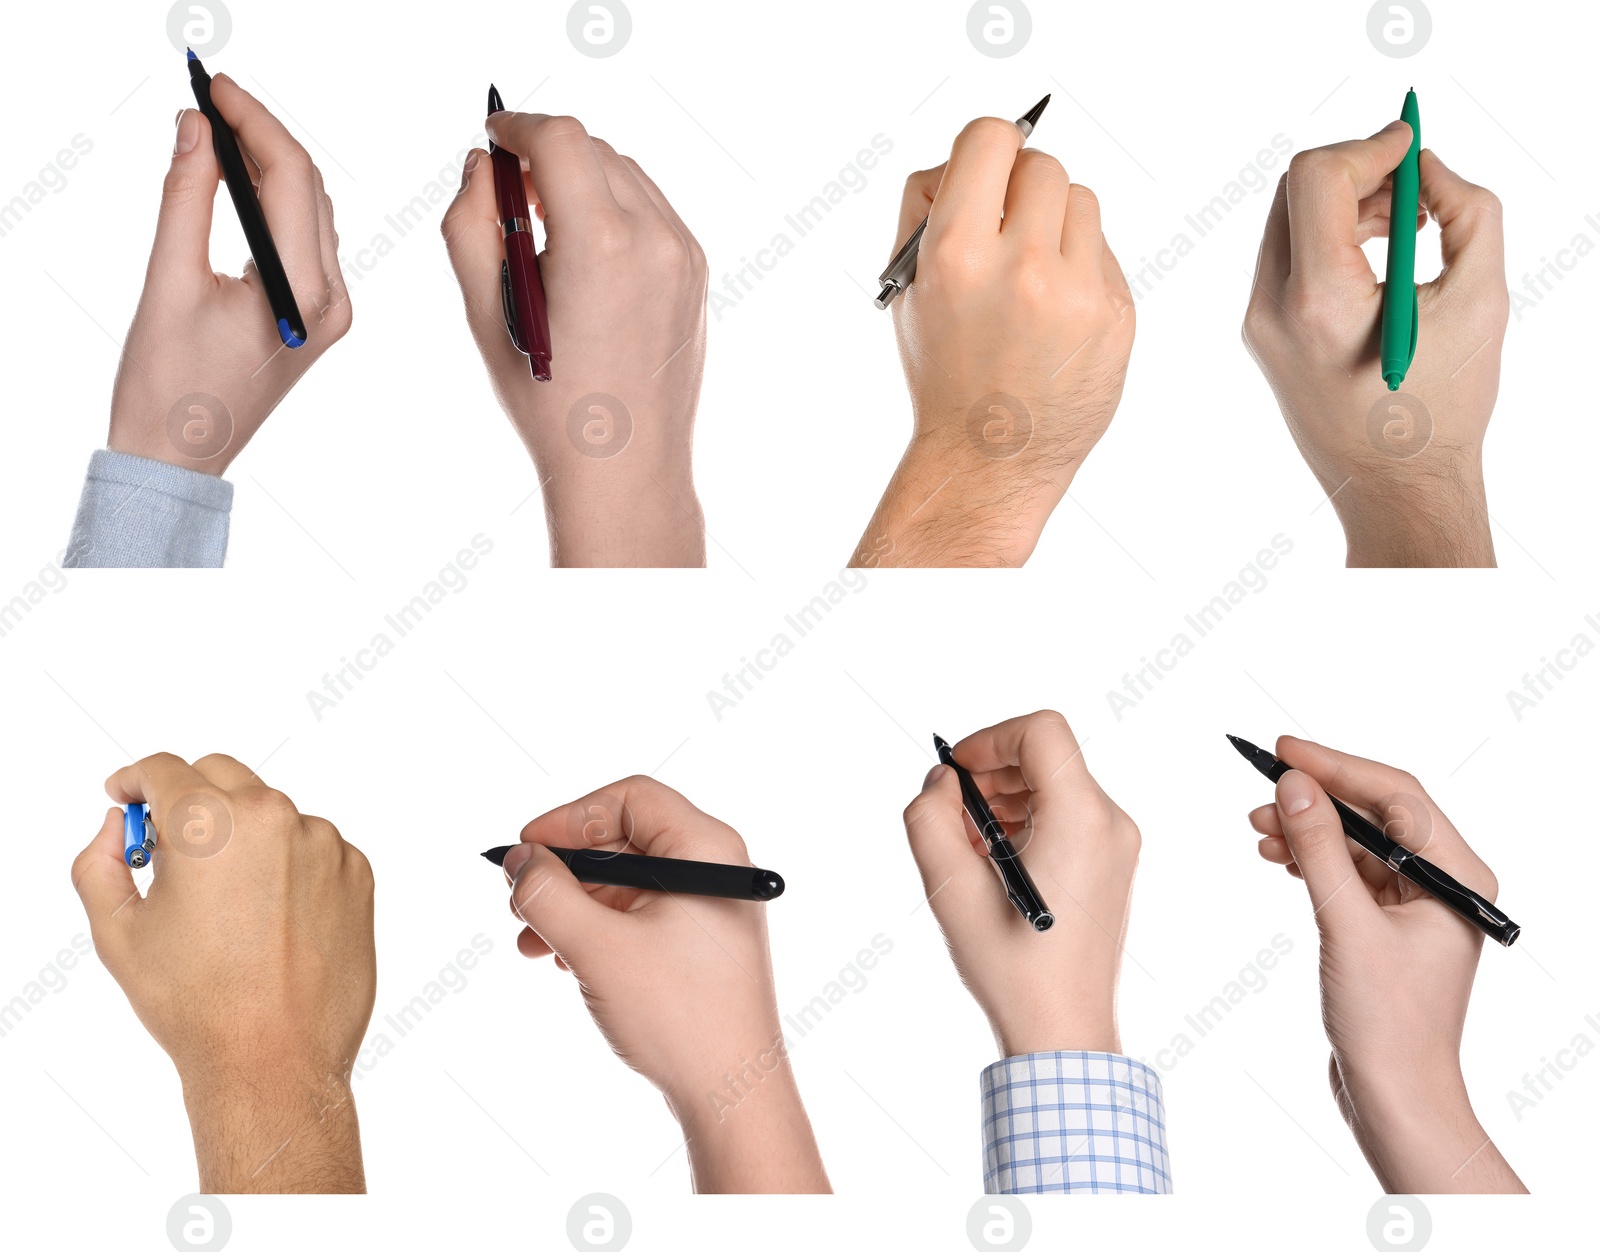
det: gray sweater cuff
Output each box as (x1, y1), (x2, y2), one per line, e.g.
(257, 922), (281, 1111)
(65, 450), (234, 568)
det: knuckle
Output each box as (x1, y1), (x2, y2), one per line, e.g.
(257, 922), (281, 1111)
(959, 115), (1020, 149)
(539, 114), (591, 146)
(238, 785), (298, 827)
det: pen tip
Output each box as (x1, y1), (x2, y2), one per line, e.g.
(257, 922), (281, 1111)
(1020, 94), (1051, 128)
(186, 47), (197, 62)
(932, 732), (950, 752)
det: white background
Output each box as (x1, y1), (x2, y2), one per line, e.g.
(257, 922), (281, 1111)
(0, 0), (1594, 1249)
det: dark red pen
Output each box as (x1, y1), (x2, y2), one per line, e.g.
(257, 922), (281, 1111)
(487, 84), (552, 381)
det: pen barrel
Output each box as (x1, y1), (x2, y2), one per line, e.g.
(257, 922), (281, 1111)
(1330, 798), (1518, 946)
(1397, 856), (1520, 947)
(877, 217), (926, 289)
(189, 65), (307, 344)
(489, 147), (552, 375)
(1379, 99), (1421, 381)
(989, 837), (1054, 931)
(550, 848), (781, 901)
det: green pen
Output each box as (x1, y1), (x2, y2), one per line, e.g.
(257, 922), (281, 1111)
(1379, 89), (1421, 390)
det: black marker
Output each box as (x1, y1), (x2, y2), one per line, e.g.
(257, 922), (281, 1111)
(483, 845), (784, 902)
(934, 733), (1053, 932)
(187, 50), (307, 348)
(1227, 735), (1519, 947)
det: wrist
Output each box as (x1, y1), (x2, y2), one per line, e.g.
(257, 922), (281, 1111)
(674, 1052), (828, 1193)
(997, 1011), (1120, 1059)
(1328, 452), (1493, 567)
(106, 431), (233, 478)
(855, 432), (1071, 568)
(182, 1061), (364, 1193)
(539, 464), (705, 567)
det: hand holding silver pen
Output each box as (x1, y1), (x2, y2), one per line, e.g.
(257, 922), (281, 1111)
(874, 94), (1051, 308)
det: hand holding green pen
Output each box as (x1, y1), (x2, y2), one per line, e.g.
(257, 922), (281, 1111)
(1243, 106), (1509, 567)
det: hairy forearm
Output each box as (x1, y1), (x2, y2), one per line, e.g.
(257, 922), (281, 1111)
(1330, 456), (1495, 568)
(852, 436), (1070, 568)
(185, 1070), (365, 1194)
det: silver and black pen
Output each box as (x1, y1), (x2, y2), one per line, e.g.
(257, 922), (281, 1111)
(874, 94), (1051, 309)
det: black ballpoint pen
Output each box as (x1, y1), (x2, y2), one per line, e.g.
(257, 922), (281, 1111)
(1226, 735), (1520, 947)
(934, 734), (1054, 932)
(482, 845), (785, 902)
(186, 50), (307, 348)
(875, 94), (1051, 309)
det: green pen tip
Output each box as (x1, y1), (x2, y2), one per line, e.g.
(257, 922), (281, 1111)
(1386, 376), (1401, 391)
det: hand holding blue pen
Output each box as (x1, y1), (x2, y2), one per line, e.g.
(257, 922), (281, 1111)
(103, 71), (352, 478)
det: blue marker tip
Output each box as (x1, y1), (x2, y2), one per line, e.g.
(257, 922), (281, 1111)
(187, 47), (197, 62)
(278, 318), (306, 349)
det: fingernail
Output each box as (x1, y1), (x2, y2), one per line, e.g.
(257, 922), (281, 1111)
(459, 151), (479, 190)
(1277, 770), (1316, 817)
(923, 764), (947, 789)
(173, 108), (199, 156)
(501, 843), (535, 878)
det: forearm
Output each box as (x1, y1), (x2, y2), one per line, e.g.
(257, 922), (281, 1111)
(184, 1069), (365, 1194)
(1329, 457), (1494, 568)
(852, 436), (1066, 568)
(674, 1064), (830, 1193)
(1342, 1071), (1524, 1194)
(541, 470), (705, 568)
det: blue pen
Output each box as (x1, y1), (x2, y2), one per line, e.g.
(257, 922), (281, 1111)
(123, 803), (155, 869)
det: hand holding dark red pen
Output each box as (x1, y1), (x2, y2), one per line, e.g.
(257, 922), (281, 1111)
(1247, 735), (1524, 1193)
(502, 777), (829, 1193)
(109, 75), (350, 475)
(903, 710), (1140, 1057)
(442, 111), (709, 567)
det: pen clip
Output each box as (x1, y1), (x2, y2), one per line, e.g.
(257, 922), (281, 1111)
(499, 259), (527, 355)
(1406, 284), (1419, 370)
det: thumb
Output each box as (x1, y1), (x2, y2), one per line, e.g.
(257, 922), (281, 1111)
(1417, 148), (1506, 303)
(1275, 771), (1381, 935)
(507, 844), (619, 966)
(902, 764), (997, 924)
(146, 108), (219, 290)
(70, 807), (140, 951)
(893, 164), (943, 263)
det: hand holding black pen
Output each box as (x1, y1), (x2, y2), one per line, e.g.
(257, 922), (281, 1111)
(1240, 733), (1526, 1193)
(99, 66), (351, 481)
(903, 712), (1140, 1058)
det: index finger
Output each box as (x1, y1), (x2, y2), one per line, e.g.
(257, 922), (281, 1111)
(1275, 735), (1486, 872)
(104, 752), (214, 810)
(485, 111), (619, 223)
(519, 776), (747, 863)
(952, 710), (1090, 799)
(927, 116), (1023, 244)
(1286, 121), (1413, 288)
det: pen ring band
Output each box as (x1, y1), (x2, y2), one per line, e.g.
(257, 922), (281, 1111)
(503, 217), (533, 236)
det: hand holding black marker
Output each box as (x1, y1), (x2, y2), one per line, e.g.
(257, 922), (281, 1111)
(482, 843), (784, 901)
(496, 779), (830, 1193)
